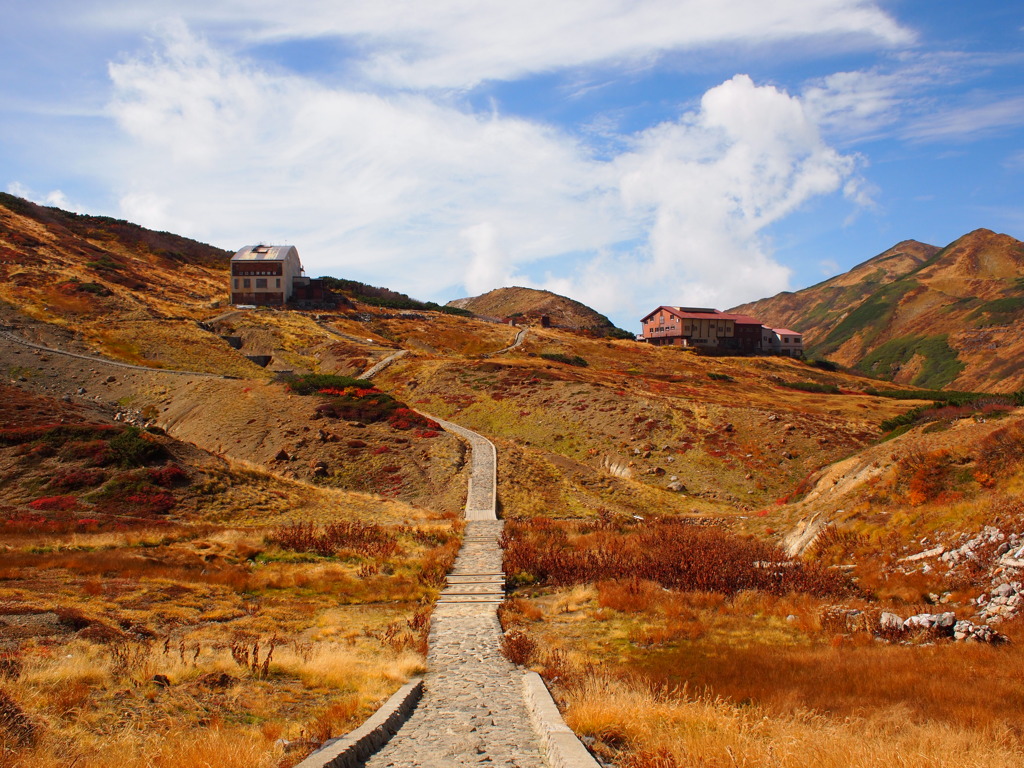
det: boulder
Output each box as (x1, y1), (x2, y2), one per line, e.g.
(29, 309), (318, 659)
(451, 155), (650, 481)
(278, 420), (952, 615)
(953, 620), (1008, 644)
(879, 612), (903, 631)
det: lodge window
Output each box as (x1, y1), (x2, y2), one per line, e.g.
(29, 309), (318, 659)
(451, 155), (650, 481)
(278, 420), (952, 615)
(233, 279), (239, 289)
(276, 278), (281, 288)
(256, 278), (267, 289)
(243, 278), (251, 288)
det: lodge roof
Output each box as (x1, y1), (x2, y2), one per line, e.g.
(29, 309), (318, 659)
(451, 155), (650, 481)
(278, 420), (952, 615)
(641, 306), (762, 324)
(232, 245), (300, 262)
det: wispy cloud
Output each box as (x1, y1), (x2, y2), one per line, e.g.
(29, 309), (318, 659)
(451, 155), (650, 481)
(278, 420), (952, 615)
(904, 95), (1024, 142)
(79, 0), (912, 89)
(801, 51), (1024, 146)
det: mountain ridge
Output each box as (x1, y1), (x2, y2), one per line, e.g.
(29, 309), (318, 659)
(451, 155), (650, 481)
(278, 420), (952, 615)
(732, 229), (1024, 392)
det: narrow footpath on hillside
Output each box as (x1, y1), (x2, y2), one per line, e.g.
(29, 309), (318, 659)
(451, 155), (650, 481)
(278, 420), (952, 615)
(296, 367), (598, 767)
(361, 410), (540, 767)
(0, 327), (223, 378)
(488, 327), (528, 357)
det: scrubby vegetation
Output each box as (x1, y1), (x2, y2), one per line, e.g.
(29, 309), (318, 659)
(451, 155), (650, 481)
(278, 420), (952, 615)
(499, 504), (1024, 768)
(780, 380), (841, 394)
(857, 333), (965, 389)
(539, 352), (588, 367)
(502, 516), (851, 597)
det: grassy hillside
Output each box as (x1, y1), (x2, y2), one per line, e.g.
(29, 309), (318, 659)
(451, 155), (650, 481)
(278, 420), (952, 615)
(733, 231), (1024, 391)
(0, 382), (460, 768)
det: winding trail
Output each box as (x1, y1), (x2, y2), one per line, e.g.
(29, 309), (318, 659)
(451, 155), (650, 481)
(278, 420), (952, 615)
(3, 322), (593, 767)
(360, 413), (546, 768)
(489, 327), (528, 357)
(360, 349), (410, 380)
(0, 327), (223, 378)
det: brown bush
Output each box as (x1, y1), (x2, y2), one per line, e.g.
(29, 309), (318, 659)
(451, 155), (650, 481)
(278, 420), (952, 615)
(502, 517), (853, 598)
(501, 629), (537, 665)
(270, 521), (399, 559)
(976, 421), (1024, 477)
(0, 688), (37, 747)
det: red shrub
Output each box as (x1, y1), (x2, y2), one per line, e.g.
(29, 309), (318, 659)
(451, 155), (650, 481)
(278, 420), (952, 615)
(59, 439), (112, 466)
(122, 492), (176, 515)
(28, 495), (79, 511)
(149, 464), (189, 487)
(49, 468), (107, 490)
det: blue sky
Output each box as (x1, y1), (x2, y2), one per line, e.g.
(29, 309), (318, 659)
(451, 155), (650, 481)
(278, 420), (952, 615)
(1, 1), (1022, 329)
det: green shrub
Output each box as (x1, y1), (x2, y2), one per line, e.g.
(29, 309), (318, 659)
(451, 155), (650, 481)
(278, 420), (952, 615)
(86, 255), (120, 271)
(76, 282), (111, 296)
(707, 372), (733, 382)
(780, 381), (840, 394)
(806, 358), (840, 372)
(539, 353), (588, 367)
(108, 426), (166, 468)
(605, 327), (637, 340)
(285, 373), (374, 395)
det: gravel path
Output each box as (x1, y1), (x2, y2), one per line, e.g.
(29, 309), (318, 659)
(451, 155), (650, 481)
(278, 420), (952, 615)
(488, 328), (528, 357)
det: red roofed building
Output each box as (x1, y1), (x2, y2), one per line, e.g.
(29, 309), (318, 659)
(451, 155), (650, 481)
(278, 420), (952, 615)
(761, 327), (804, 357)
(639, 307), (764, 353)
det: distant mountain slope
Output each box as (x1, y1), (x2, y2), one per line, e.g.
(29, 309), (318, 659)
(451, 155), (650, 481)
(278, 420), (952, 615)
(0, 192), (231, 268)
(448, 286), (621, 333)
(733, 230), (1024, 392)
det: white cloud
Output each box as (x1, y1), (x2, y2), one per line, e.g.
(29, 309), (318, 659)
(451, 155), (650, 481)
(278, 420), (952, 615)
(80, 0), (912, 89)
(6, 181), (86, 213)
(99, 27), (861, 322)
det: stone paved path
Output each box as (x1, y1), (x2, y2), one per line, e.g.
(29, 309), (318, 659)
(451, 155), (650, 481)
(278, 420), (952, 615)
(363, 422), (545, 767)
(360, 349), (410, 379)
(425, 415), (496, 520)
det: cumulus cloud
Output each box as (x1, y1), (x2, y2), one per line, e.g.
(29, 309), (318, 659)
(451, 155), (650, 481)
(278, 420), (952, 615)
(100, 25), (861, 322)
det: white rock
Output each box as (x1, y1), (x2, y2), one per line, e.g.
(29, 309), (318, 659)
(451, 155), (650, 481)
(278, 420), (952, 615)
(879, 612), (903, 631)
(900, 546), (945, 562)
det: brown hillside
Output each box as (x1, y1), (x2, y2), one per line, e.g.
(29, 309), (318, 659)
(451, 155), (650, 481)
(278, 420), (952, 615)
(733, 230), (1024, 392)
(448, 286), (616, 331)
(8, 197), (1024, 768)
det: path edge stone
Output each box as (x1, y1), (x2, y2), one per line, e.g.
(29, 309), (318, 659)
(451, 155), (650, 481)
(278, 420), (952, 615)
(523, 671), (601, 768)
(293, 677), (424, 768)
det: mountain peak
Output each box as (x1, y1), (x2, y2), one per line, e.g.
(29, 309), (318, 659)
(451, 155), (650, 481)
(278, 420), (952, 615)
(732, 230), (1024, 392)
(448, 286), (615, 331)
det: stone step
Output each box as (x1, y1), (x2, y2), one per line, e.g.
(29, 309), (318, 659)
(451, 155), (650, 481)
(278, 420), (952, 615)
(435, 598), (505, 604)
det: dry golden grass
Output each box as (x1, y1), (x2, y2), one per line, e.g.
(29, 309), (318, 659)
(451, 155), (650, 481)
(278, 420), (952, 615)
(0, 505), (459, 767)
(562, 673), (1024, 768)
(3, 725), (284, 768)
(505, 574), (1024, 768)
